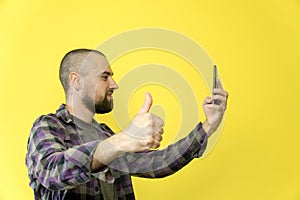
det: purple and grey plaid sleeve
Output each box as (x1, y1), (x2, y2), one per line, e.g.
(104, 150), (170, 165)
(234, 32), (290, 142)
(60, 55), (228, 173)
(115, 123), (208, 178)
(26, 115), (105, 191)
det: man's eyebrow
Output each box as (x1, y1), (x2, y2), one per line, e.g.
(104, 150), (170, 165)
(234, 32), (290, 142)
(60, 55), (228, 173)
(98, 71), (114, 76)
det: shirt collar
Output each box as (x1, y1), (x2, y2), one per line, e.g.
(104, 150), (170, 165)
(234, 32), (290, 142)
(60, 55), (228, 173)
(56, 104), (74, 124)
(56, 104), (99, 126)
(55, 104), (114, 137)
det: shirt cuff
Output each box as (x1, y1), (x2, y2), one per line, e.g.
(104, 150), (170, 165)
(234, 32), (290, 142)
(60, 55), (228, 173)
(194, 122), (208, 158)
(91, 168), (115, 184)
(88, 141), (115, 184)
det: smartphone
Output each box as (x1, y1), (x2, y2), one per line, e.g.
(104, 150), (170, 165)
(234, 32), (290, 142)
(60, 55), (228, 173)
(212, 65), (219, 105)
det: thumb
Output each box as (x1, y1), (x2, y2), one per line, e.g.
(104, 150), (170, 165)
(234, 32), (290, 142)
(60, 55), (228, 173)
(137, 92), (153, 114)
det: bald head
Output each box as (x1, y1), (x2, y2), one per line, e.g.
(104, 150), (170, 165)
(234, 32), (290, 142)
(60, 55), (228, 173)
(59, 49), (106, 96)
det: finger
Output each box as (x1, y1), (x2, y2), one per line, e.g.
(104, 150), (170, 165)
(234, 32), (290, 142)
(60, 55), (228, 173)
(152, 115), (165, 127)
(155, 128), (164, 135)
(150, 139), (161, 149)
(217, 79), (223, 89)
(202, 97), (212, 106)
(159, 128), (164, 135)
(213, 88), (229, 98)
(137, 92), (153, 114)
(144, 136), (155, 149)
(203, 103), (219, 109)
(152, 115), (164, 132)
(153, 133), (163, 142)
(212, 95), (227, 109)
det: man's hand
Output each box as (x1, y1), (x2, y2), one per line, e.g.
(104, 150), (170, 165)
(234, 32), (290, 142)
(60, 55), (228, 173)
(117, 92), (164, 152)
(92, 92), (164, 169)
(202, 79), (228, 137)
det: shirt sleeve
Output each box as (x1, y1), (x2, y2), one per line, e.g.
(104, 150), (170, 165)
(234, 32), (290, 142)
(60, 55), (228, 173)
(114, 122), (208, 178)
(26, 115), (109, 191)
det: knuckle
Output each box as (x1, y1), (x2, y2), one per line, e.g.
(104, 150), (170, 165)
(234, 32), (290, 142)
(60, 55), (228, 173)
(143, 119), (153, 128)
(146, 137), (154, 146)
(157, 135), (163, 142)
(147, 120), (154, 127)
(146, 113), (152, 118)
(225, 91), (229, 97)
(143, 113), (152, 120)
(159, 119), (164, 127)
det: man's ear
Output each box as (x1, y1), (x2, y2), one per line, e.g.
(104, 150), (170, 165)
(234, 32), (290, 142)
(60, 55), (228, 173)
(69, 72), (81, 90)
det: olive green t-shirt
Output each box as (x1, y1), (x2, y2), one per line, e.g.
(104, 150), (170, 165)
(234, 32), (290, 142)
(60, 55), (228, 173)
(74, 116), (117, 200)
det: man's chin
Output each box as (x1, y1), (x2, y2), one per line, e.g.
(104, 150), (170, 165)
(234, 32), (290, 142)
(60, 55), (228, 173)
(95, 99), (113, 114)
(96, 108), (113, 114)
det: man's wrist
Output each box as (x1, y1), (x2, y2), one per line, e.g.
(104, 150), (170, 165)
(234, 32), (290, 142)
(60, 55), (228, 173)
(93, 135), (124, 167)
(110, 132), (130, 152)
(202, 120), (214, 137)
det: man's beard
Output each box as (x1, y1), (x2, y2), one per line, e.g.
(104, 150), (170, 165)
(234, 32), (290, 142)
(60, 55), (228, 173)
(82, 94), (113, 114)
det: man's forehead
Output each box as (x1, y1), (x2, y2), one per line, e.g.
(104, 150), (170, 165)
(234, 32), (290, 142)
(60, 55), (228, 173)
(84, 53), (112, 73)
(98, 66), (114, 75)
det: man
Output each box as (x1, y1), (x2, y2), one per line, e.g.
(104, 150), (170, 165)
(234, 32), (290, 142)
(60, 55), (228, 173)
(26, 49), (228, 200)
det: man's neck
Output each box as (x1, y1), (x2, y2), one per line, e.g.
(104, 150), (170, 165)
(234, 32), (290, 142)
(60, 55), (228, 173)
(66, 98), (95, 124)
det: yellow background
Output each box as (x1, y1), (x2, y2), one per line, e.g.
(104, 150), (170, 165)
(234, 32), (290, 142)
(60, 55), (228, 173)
(1, 0), (300, 199)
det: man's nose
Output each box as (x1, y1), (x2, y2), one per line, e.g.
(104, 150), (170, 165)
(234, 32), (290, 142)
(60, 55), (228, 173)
(109, 78), (119, 90)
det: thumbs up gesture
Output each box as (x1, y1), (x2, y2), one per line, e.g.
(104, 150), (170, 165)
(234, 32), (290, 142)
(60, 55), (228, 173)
(119, 92), (164, 152)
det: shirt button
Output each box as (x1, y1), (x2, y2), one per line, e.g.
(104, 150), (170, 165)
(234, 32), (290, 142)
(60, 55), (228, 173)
(95, 187), (99, 192)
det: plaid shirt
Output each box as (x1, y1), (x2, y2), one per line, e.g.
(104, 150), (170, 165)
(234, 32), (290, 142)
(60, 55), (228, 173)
(26, 104), (208, 200)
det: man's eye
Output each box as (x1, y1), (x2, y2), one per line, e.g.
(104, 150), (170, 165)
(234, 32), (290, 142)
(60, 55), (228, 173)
(101, 76), (108, 80)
